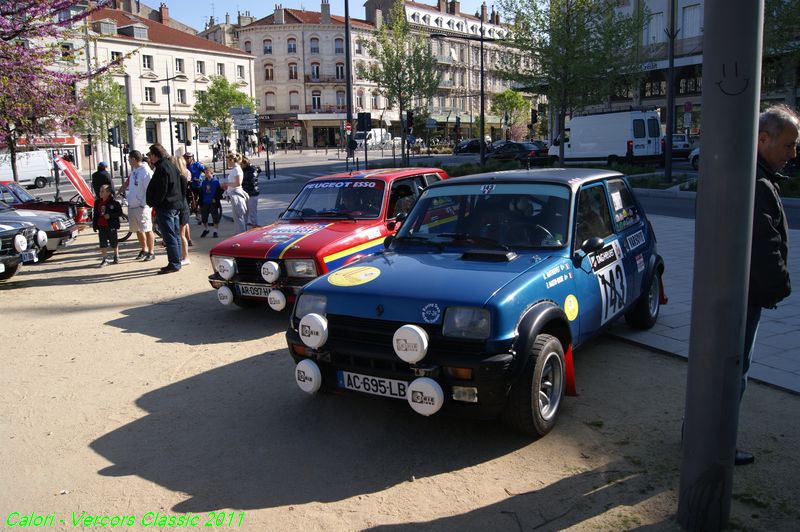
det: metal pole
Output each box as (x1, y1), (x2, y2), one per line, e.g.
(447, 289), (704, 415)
(677, 1), (764, 529)
(479, 16), (486, 166)
(664, 0), (677, 182)
(344, 0), (354, 159)
(124, 74), (135, 152)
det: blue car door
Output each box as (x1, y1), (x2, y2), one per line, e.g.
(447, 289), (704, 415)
(605, 178), (650, 302)
(571, 182), (628, 342)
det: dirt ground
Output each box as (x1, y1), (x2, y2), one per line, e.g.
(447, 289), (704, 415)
(1, 230), (799, 531)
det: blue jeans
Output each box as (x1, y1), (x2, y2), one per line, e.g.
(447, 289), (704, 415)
(156, 208), (182, 269)
(740, 304), (762, 401)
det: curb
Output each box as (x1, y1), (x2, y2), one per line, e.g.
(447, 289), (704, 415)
(630, 186), (800, 206)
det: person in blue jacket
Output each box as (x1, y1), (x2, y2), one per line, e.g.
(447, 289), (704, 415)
(199, 166), (222, 238)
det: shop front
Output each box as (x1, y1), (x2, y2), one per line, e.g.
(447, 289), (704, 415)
(259, 114), (304, 149)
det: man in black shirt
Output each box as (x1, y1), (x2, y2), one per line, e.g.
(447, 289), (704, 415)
(91, 162), (114, 198)
(145, 144), (183, 274)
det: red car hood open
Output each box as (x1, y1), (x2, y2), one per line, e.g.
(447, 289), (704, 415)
(56, 156), (94, 206)
(211, 219), (389, 271)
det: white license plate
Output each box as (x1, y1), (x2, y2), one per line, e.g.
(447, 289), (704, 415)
(235, 284), (271, 298)
(337, 370), (408, 399)
(22, 250), (38, 263)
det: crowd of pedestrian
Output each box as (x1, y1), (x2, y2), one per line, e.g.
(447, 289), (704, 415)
(90, 143), (260, 274)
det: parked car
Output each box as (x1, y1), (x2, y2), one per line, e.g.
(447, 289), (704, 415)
(489, 139), (509, 152)
(0, 221), (45, 280)
(486, 141), (549, 166)
(0, 201), (76, 261)
(671, 134), (693, 159)
(454, 138), (483, 154)
(208, 168), (449, 310)
(688, 147), (700, 170)
(287, 168), (665, 437)
(0, 181), (92, 227)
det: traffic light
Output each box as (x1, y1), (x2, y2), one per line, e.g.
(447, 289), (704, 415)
(406, 110), (414, 130)
(531, 108), (538, 124)
(174, 122), (184, 143)
(357, 112), (371, 131)
(107, 127), (118, 147)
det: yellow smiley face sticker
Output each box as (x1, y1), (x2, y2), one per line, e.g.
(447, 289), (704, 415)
(328, 266), (381, 287)
(564, 295), (579, 321)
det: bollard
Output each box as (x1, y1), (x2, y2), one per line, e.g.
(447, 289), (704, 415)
(272, 161), (276, 180)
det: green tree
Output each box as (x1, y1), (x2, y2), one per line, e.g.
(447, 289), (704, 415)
(75, 72), (142, 164)
(498, 0), (646, 163)
(192, 76), (255, 149)
(357, 1), (441, 164)
(764, 0), (800, 108)
(491, 89), (530, 140)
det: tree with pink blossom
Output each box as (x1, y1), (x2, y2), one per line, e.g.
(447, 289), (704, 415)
(0, 0), (112, 182)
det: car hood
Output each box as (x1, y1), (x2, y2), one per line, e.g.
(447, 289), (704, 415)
(303, 250), (553, 324)
(0, 220), (36, 232)
(210, 220), (388, 262)
(0, 209), (64, 228)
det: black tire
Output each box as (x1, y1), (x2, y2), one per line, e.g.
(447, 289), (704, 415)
(36, 248), (54, 262)
(117, 213), (132, 242)
(625, 270), (661, 330)
(0, 263), (20, 281)
(691, 156), (699, 170)
(35, 177), (48, 189)
(503, 334), (565, 437)
(549, 156), (559, 166)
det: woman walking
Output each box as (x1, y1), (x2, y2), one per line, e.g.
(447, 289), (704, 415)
(223, 152), (249, 234)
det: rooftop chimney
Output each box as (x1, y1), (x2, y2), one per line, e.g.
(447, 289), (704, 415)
(159, 2), (169, 25)
(321, 0), (330, 24)
(225, 12), (230, 24)
(375, 8), (383, 29)
(274, 4), (284, 25)
(480, 1), (487, 23)
(438, 0), (446, 13)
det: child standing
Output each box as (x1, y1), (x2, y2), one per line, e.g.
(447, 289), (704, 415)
(93, 184), (122, 267)
(199, 167), (222, 238)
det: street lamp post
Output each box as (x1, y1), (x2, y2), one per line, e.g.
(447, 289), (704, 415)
(150, 67), (185, 156)
(432, 16), (494, 165)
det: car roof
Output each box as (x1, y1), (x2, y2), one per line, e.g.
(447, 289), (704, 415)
(427, 168), (623, 193)
(309, 168), (445, 181)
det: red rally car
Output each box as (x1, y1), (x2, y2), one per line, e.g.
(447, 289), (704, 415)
(208, 167), (449, 310)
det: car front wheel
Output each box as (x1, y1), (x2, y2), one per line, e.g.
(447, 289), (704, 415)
(0, 263), (20, 281)
(691, 156), (699, 170)
(625, 270), (661, 330)
(503, 334), (565, 437)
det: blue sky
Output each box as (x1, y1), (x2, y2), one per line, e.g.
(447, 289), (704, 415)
(165, 0), (492, 31)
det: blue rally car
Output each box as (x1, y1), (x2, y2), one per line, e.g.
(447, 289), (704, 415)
(286, 169), (666, 437)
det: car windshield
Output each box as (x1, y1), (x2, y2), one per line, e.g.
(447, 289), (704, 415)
(396, 183), (571, 250)
(2, 182), (37, 202)
(281, 179), (386, 220)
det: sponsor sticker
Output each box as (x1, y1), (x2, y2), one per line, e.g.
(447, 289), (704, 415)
(589, 244), (618, 272)
(328, 265), (381, 286)
(481, 184), (495, 195)
(611, 191), (624, 212)
(636, 253), (645, 273)
(544, 262), (571, 289)
(626, 230), (646, 251)
(564, 295), (579, 321)
(422, 303), (441, 323)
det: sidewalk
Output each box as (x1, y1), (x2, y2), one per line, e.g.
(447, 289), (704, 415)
(609, 213), (800, 394)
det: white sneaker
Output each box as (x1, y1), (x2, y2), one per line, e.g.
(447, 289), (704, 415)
(180, 258), (191, 266)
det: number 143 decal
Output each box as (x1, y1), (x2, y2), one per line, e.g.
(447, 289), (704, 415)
(597, 262), (627, 324)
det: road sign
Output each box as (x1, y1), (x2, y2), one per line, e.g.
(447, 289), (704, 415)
(197, 127), (221, 142)
(425, 118), (437, 129)
(683, 112), (692, 129)
(229, 106), (252, 115)
(345, 122), (352, 132)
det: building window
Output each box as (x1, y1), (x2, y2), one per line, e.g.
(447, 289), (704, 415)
(678, 75), (703, 94)
(244, 41), (251, 53)
(372, 93), (379, 109)
(643, 12), (665, 44)
(142, 54), (153, 70)
(263, 39), (272, 54)
(334, 38), (344, 54)
(216, 63), (225, 76)
(682, 4), (703, 38)
(144, 87), (156, 103)
(288, 63), (298, 80)
(288, 38), (297, 54)
(290, 91), (299, 110)
(264, 64), (274, 81)
(310, 37), (319, 54)
(177, 88), (186, 104)
(311, 90), (321, 110)
(356, 91), (364, 108)
(265, 92), (276, 110)
(336, 91), (345, 109)
(175, 58), (184, 73)
(311, 63), (320, 80)
(145, 122), (157, 144)
(59, 43), (74, 61)
(644, 80), (667, 97)
(335, 62), (344, 80)
(355, 40), (363, 54)
(237, 65), (245, 78)
(196, 60), (205, 74)
(111, 51), (122, 62)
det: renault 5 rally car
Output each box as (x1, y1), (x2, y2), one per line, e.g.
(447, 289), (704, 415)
(208, 168), (448, 310)
(286, 168), (666, 437)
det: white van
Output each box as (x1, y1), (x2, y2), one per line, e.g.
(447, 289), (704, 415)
(354, 128), (392, 149)
(548, 110), (662, 165)
(0, 150), (53, 189)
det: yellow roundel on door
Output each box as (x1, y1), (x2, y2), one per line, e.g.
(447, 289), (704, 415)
(328, 266), (382, 287)
(564, 295), (579, 321)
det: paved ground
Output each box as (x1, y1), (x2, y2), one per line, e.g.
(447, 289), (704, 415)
(610, 214), (800, 394)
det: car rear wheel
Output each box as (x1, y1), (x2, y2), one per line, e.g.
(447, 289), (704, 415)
(503, 334), (565, 437)
(691, 156), (699, 170)
(0, 263), (20, 281)
(625, 270), (661, 330)
(35, 177), (48, 189)
(37, 248), (54, 262)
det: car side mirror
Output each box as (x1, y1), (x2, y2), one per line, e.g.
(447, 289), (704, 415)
(383, 234), (394, 249)
(572, 236), (604, 264)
